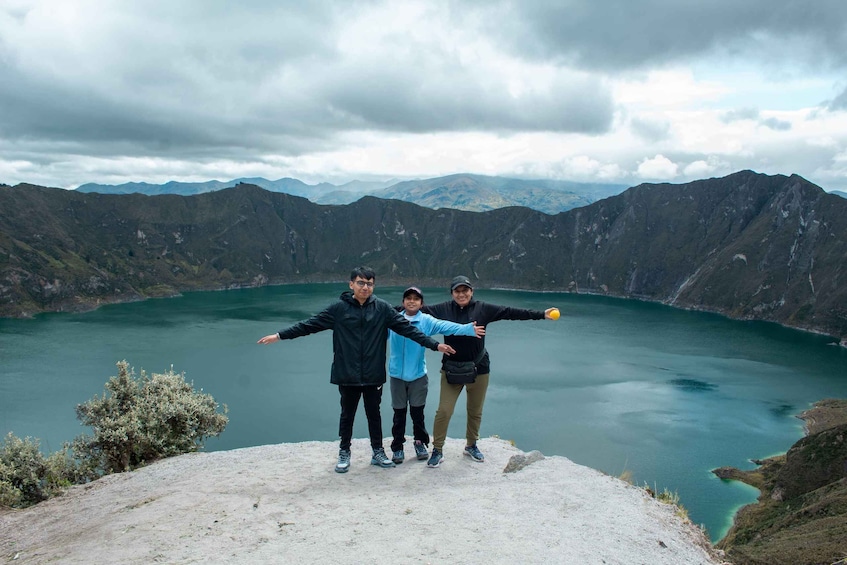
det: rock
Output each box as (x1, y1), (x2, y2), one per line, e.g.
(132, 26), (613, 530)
(503, 450), (545, 473)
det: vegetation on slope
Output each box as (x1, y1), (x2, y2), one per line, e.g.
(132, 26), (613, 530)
(0, 361), (227, 508)
(713, 399), (847, 565)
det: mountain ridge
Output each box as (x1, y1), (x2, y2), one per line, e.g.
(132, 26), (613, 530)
(75, 173), (629, 215)
(2, 170), (845, 342)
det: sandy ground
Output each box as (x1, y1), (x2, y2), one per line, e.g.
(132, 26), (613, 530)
(1, 437), (727, 564)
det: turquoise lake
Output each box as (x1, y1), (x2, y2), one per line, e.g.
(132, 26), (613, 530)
(1, 284), (845, 541)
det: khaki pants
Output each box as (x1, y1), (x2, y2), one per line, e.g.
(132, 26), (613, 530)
(432, 371), (490, 451)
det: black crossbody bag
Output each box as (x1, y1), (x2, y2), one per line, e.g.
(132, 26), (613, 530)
(443, 348), (486, 385)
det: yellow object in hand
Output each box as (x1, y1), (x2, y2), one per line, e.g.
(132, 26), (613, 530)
(550, 308), (560, 320)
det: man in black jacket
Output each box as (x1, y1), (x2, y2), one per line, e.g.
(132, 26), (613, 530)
(258, 267), (455, 473)
(421, 275), (557, 467)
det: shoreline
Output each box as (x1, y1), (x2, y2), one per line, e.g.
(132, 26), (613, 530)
(6, 280), (845, 347)
(710, 398), (847, 563)
(711, 398), (847, 489)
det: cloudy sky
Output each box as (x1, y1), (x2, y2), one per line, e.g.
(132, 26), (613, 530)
(2, 0), (846, 191)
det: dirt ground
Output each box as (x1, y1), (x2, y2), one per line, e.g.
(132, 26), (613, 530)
(1, 437), (727, 564)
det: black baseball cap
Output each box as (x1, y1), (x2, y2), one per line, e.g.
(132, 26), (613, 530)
(403, 286), (424, 300)
(450, 275), (473, 291)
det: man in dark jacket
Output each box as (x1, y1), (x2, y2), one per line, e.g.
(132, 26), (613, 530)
(257, 267), (455, 473)
(421, 275), (557, 467)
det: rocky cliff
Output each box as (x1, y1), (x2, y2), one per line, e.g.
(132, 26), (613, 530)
(0, 438), (725, 564)
(2, 170), (845, 341)
(712, 400), (847, 565)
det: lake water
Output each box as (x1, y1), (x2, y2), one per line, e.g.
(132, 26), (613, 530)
(1, 284), (846, 541)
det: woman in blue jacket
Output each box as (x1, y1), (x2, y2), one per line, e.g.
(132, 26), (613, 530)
(387, 286), (484, 464)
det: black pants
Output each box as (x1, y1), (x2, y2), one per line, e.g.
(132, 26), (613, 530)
(338, 384), (384, 451)
(391, 405), (429, 452)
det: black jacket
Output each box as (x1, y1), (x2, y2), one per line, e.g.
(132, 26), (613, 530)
(422, 299), (545, 374)
(277, 291), (440, 386)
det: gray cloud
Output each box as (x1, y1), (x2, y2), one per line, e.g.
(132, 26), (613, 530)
(719, 108), (790, 131)
(491, 0), (847, 71)
(630, 118), (670, 142)
(759, 117), (791, 131)
(828, 86), (847, 110)
(0, 0), (617, 166)
(0, 1), (845, 190)
(721, 108), (760, 123)
(317, 65), (613, 134)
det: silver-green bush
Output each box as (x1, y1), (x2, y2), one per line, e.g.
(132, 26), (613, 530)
(0, 433), (45, 507)
(1, 360), (228, 508)
(72, 360), (229, 473)
(0, 434), (83, 507)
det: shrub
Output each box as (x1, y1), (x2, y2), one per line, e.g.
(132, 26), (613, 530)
(0, 433), (48, 507)
(0, 433), (103, 508)
(71, 360), (228, 473)
(0, 433), (78, 507)
(1, 360), (228, 508)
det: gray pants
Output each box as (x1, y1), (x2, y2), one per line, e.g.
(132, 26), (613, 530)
(390, 375), (428, 409)
(390, 376), (429, 451)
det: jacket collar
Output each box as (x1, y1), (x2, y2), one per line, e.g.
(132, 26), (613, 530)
(452, 298), (476, 311)
(341, 290), (374, 306)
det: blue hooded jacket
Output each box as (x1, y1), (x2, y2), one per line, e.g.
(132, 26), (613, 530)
(388, 311), (476, 382)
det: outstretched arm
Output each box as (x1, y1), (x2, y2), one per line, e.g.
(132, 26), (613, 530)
(257, 308), (335, 344)
(429, 316), (485, 339)
(388, 308), (456, 354)
(480, 301), (548, 323)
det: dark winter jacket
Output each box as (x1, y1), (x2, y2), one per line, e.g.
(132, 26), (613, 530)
(277, 291), (441, 386)
(422, 299), (545, 374)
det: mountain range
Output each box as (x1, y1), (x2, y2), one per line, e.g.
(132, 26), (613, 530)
(2, 170), (846, 343)
(76, 173), (629, 215)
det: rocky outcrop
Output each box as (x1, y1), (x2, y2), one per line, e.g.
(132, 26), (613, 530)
(713, 399), (847, 565)
(0, 438), (725, 564)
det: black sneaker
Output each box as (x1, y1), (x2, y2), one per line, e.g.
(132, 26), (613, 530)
(371, 448), (396, 468)
(335, 449), (351, 473)
(464, 444), (485, 462)
(414, 440), (428, 460)
(392, 449), (405, 464)
(427, 448), (443, 468)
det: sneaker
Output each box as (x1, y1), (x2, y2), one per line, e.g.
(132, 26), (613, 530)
(464, 444), (485, 462)
(392, 449), (405, 464)
(335, 449), (351, 473)
(414, 440), (428, 460)
(371, 448), (396, 468)
(427, 448), (443, 468)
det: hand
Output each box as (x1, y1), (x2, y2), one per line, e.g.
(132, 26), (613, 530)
(472, 321), (486, 338)
(257, 334), (280, 344)
(544, 307), (560, 320)
(437, 343), (456, 355)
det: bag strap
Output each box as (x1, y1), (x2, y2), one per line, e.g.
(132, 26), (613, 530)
(470, 303), (486, 367)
